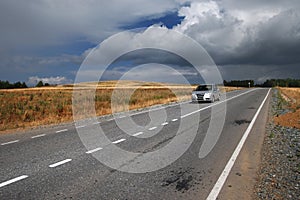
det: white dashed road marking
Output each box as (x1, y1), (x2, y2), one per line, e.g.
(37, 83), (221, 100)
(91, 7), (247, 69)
(132, 132), (143, 136)
(0, 175), (28, 188)
(161, 122), (169, 126)
(31, 134), (46, 139)
(171, 118), (178, 122)
(112, 138), (126, 144)
(1, 140), (19, 146)
(76, 125), (86, 129)
(86, 147), (103, 154)
(55, 129), (68, 133)
(148, 127), (157, 131)
(93, 122), (101, 125)
(49, 159), (72, 168)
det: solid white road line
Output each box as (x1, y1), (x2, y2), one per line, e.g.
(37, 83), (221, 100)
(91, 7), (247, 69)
(0, 175), (28, 188)
(181, 89), (258, 119)
(31, 134), (46, 139)
(93, 121), (101, 125)
(86, 147), (103, 154)
(148, 127), (157, 131)
(161, 122), (169, 126)
(1, 140), (19, 146)
(112, 138), (126, 144)
(171, 118), (178, 122)
(206, 89), (271, 200)
(49, 159), (72, 168)
(132, 132), (143, 136)
(55, 129), (68, 133)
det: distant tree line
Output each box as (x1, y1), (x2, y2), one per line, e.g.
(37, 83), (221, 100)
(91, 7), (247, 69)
(0, 80), (28, 89)
(223, 79), (300, 88)
(0, 80), (54, 89)
(223, 80), (254, 87)
(259, 79), (300, 87)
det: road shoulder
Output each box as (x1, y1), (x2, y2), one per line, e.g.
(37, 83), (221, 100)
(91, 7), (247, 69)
(217, 90), (271, 200)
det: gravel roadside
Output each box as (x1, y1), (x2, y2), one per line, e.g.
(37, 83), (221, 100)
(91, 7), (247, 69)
(255, 89), (300, 199)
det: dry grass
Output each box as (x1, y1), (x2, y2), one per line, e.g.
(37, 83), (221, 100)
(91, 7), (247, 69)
(274, 87), (300, 129)
(220, 86), (243, 92)
(0, 81), (240, 133)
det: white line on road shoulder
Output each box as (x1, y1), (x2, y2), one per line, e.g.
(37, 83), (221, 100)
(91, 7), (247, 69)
(49, 159), (72, 168)
(112, 138), (126, 144)
(55, 129), (68, 133)
(0, 175), (28, 188)
(148, 127), (157, 131)
(86, 147), (103, 154)
(31, 134), (46, 139)
(132, 132), (143, 136)
(1, 140), (19, 146)
(161, 122), (169, 126)
(206, 89), (271, 200)
(93, 121), (101, 125)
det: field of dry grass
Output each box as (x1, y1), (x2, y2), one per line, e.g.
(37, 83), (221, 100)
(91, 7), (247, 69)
(0, 81), (241, 133)
(274, 87), (300, 129)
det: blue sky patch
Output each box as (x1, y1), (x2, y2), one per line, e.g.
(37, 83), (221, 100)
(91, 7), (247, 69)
(121, 11), (185, 30)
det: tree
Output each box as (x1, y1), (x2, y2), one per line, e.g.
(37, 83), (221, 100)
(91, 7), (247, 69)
(21, 82), (28, 88)
(35, 81), (44, 87)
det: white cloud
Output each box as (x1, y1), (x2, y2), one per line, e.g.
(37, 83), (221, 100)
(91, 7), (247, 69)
(173, 0), (300, 66)
(28, 76), (72, 86)
(174, 1), (248, 53)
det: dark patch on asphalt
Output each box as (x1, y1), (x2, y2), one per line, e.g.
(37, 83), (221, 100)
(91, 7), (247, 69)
(176, 175), (193, 191)
(234, 119), (251, 125)
(248, 106), (256, 110)
(161, 167), (203, 193)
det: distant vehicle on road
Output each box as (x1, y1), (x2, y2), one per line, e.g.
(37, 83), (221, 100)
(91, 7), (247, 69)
(191, 84), (220, 103)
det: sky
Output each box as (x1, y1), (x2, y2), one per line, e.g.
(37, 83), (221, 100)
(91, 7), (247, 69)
(0, 0), (300, 85)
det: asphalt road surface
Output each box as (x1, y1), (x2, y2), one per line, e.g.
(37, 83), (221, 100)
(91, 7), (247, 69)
(0, 88), (271, 200)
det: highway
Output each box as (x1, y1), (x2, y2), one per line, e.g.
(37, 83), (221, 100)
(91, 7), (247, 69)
(0, 88), (271, 199)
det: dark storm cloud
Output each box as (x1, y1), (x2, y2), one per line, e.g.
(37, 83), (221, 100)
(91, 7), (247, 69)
(214, 9), (300, 66)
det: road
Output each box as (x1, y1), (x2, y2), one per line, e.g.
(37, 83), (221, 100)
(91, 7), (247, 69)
(0, 88), (271, 199)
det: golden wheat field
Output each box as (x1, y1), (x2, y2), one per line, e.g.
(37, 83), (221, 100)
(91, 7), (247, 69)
(0, 81), (240, 133)
(274, 87), (300, 129)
